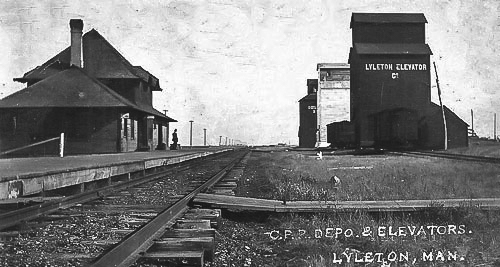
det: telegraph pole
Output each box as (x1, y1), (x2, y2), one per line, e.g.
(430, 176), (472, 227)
(189, 120), (193, 148)
(203, 128), (207, 146)
(433, 62), (447, 150)
(495, 113), (497, 141)
(471, 109), (474, 134)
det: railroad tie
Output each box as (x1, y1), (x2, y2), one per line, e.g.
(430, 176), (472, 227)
(182, 209), (221, 228)
(138, 209), (220, 266)
(141, 251), (204, 266)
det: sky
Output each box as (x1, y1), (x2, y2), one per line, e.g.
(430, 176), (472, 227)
(0, 0), (499, 145)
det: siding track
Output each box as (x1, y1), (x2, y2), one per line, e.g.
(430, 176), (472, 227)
(390, 150), (500, 164)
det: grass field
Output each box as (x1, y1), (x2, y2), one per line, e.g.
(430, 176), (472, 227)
(212, 149), (500, 267)
(237, 151), (500, 201)
(447, 139), (500, 157)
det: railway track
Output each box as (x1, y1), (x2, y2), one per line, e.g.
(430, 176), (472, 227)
(390, 150), (500, 164)
(0, 149), (249, 267)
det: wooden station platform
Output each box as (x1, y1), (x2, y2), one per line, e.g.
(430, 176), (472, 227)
(0, 147), (232, 200)
(193, 193), (500, 212)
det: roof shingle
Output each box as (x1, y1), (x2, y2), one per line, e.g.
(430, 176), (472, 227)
(2, 67), (176, 122)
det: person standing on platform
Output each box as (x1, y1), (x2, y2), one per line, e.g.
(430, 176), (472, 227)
(171, 129), (178, 150)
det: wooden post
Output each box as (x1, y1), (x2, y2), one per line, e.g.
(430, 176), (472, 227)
(495, 113), (497, 141)
(433, 62), (447, 150)
(59, 132), (65, 157)
(163, 110), (169, 149)
(189, 120), (194, 148)
(471, 109), (474, 134)
(203, 128), (207, 146)
(166, 122), (170, 149)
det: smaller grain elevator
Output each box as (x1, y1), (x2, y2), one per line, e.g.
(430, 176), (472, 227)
(298, 79), (318, 148)
(316, 63), (350, 147)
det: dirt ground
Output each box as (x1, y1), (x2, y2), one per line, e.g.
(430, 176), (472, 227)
(209, 149), (500, 267)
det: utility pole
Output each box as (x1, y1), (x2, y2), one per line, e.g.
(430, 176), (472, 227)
(471, 109), (474, 135)
(189, 120), (193, 148)
(495, 113), (497, 141)
(203, 128), (207, 146)
(433, 62), (447, 150)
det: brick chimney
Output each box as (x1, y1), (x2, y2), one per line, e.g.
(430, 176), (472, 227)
(69, 19), (83, 67)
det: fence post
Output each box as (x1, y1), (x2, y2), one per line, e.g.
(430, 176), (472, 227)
(59, 133), (65, 158)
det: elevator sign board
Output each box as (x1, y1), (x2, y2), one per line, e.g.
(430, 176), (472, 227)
(365, 63), (427, 71)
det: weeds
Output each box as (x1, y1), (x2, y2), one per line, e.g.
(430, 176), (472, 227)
(225, 150), (500, 266)
(241, 151), (500, 201)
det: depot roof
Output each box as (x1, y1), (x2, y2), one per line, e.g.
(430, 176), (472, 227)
(1, 67), (176, 122)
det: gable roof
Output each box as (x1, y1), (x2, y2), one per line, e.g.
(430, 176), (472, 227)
(2, 67), (176, 122)
(14, 29), (162, 91)
(351, 13), (427, 28)
(354, 43), (432, 55)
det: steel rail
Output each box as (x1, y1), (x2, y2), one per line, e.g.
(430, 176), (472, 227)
(0, 150), (231, 230)
(390, 150), (500, 164)
(90, 150), (248, 267)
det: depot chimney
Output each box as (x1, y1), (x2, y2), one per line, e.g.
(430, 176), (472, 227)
(69, 19), (83, 68)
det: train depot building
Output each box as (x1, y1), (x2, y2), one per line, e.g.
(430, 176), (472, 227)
(299, 13), (468, 149)
(0, 19), (176, 155)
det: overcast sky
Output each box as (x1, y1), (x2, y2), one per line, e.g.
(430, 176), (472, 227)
(1, 0), (499, 145)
